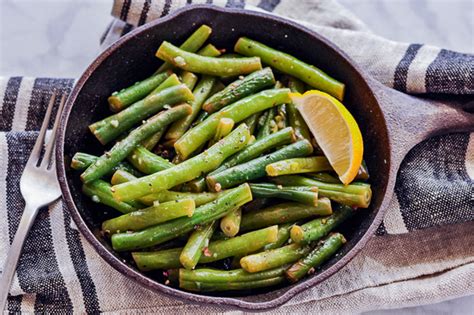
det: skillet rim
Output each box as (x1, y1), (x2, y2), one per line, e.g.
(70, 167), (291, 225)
(56, 4), (392, 310)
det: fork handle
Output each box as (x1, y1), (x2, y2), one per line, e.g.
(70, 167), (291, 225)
(0, 203), (40, 312)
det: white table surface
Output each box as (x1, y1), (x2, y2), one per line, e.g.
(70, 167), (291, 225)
(0, 0), (473, 313)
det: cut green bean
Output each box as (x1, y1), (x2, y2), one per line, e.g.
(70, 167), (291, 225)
(127, 146), (173, 174)
(286, 233), (346, 282)
(111, 124), (251, 201)
(263, 223), (294, 251)
(179, 277), (284, 292)
(71, 152), (141, 177)
(180, 71), (198, 90)
(309, 172), (341, 184)
(240, 199), (332, 232)
(111, 169), (221, 207)
(199, 225), (278, 263)
(235, 37), (345, 100)
(111, 183), (252, 251)
(89, 84), (194, 144)
(81, 104), (192, 183)
(175, 88), (290, 159)
(207, 139), (313, 191)
(157, 25), (212, 73)
(108, 70), (172, 112)
(132, 225), (277, 270)
(156, 41), (262, 77)
(266, 156), (332, 176)
(211, 127), (295, 175)
(240, 243), (311, 273)
(249, 183), (319, 206)
(202, 67), (275, 113)
(213, 118), (235, 143)
(287, 76), (311, 141)
(290, 205), (353, 244)
(243, 112), (261, 135)
(220, 207), (242, 237)
(179, 265), (288, 283)
(133, 248), (183, 271)
(271, 175), (372, 208)
(256, 108), (277, 139)
(102, 199), (195, 234)
(82, 180), (139, 214)
(180, 221), (216, 270)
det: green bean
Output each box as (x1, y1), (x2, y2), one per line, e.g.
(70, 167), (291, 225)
(234, 37), (345, 100)
(71, 152), (141, 177)
(309, 172), (341, 184)
(156, 25), (212, 73)
(266, 156), (332, 176)
(133, 248), (183, 271)
(102, 199), (195, 234)
(220, 207), (242, 237)
(240, 199), (332, 232)
(202, 67), (275, 113)
(211, 127), (295, 175)
(243, 113), (261, 135)
(174, 88), (290, 159)
(111, 183), (252, 251)
(286, 233), (346, 282)
(212, 118), (235, 143)
(108, 70), (172, 112)
(256, 108), (277, 139)
(180, 71), (198, 90)
(287, 76), (311, 141)
(156, 41), (262, 77)
(89, 84), (194, 144)
(82, 180), (139, 214)
(179, 277), (285, 292)
(240, 243), (311, 273)
(290, 205), (353, 244)
(140, 190), (220, 207)
(81, 105), (192, 183)
(206, 139), (313, 191)
(199, 225), (278, 263)
(249, 184), (319, 206)
(263, 223), (294, 251)
(132, 224), (277, 270)
(196, 43), (222, 57)
(179, 265), (288, 283)
(127, 146), (173, 174)
(111, 124), (251, 201)
(180, 221), (216, 270)
(271, 175), (372, 208)
(165, 80), (218, 142)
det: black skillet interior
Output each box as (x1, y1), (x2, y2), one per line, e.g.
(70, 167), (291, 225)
(61, 6), (390, 300)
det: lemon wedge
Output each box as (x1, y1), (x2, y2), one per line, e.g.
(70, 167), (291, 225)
(291, 90), (363, 185)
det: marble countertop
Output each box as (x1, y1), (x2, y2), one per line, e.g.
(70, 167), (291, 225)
(0, 0), (472, 313)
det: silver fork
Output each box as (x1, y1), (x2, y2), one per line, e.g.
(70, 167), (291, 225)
(0, 92), (67, 311)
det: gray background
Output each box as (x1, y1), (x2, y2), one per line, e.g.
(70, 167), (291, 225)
(0, 0), (473, 313)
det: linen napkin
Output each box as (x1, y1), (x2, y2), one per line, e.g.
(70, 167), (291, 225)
(0, 0), (473, 313)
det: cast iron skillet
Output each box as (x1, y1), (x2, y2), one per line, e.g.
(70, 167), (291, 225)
(56, 5), (474, 311)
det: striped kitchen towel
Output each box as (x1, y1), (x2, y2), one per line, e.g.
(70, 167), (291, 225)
(0, 0), (473, 313)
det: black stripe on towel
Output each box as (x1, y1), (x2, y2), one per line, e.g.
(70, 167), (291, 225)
(6, 132), (73, 313)
(138, 0), (152, 25)
(100, 21), (114, 44)
(63, 204), (101, 314)
(257, 0), (281, 11)
(226, 0), (245, 8)
(7, 295), (22, 313)
(395, 133), (474, 231)
(25, 78), (74, 131)
(393, 44), (422, 92)
(1, 77), (22, 131)
(161, 0), (173, 17)
(425, 49), (474, 94)
(120, 0), (132, 21)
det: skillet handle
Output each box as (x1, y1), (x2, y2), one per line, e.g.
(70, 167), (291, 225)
(368, 78), (474, 168)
